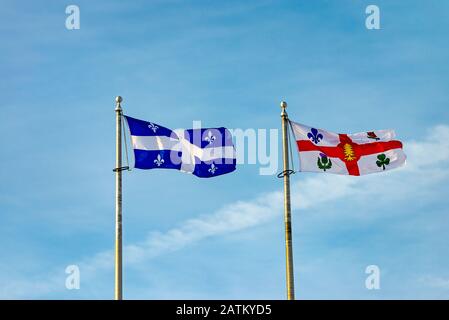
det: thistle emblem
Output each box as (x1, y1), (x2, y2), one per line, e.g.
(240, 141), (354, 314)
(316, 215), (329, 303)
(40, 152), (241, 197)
(154, 154), (164, 166)
(317, 153), (332, 171)
(343, 143), (356, 161)
(208, 163), (217, 174)
(367, 131), (380, 141)
(307, 128), (323, 144)
(204, 131), (216, 145)
(376, 154), (390, 170)
(148, 123), (159, 133)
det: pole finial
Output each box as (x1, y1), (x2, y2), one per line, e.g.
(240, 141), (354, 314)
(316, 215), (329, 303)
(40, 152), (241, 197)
(280, 101), (288, 117)
(280, 101), (287, 109)
(115, 96), (123, 111)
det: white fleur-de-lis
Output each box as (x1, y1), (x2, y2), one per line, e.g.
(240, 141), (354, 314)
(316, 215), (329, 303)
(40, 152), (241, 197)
(148, 123), (159, 133)
(204, 130), (216, 145)
(208, 163), (217, 174)
(154, 154), (164, 166)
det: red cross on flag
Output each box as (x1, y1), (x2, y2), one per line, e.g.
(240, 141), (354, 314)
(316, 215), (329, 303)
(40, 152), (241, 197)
(290, 121), (406, 176)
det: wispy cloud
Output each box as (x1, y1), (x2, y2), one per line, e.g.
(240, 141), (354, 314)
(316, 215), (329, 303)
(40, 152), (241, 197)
(126, 124), (449, 256)
(420, 275), (449, 290)
(2, 124), (449, 298)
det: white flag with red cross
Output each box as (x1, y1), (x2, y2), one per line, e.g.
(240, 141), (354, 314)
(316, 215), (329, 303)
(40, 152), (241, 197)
(290, 121), (406, 176)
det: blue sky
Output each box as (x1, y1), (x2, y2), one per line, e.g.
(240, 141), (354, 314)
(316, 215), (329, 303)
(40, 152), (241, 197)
(0, 0), (449, 299)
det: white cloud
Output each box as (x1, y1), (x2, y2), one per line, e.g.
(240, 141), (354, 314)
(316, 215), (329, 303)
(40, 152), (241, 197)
(83, 124), (449, 272)
(2, 125), (449, 298)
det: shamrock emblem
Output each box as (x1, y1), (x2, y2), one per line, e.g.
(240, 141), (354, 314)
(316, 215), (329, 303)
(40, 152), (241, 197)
(376, 154), (390, 170)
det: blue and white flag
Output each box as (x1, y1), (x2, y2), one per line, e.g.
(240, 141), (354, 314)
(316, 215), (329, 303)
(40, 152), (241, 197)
(124, 115), (236, 178)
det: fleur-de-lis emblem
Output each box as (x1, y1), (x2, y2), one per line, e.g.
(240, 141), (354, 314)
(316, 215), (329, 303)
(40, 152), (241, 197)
(154, 154), (164, 166)
(204, 131), (216, 145)
(307, 128), (323, 144)
(376, 154), (390, 170)
(148, 123), (159, 133)
(208, 163), (218, 174)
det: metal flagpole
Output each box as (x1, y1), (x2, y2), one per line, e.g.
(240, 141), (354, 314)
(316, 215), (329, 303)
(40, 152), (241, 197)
(280, 101), (295, 300)
(114, 96), (123, 300)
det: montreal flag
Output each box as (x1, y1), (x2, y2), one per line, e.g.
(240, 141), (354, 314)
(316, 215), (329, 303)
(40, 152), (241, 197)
(290, 121), (406, 176)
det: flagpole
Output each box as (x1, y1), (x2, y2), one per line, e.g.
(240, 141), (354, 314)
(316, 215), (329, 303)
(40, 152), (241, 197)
(114, 96), (123, 300)
(280, 101), (295, 300)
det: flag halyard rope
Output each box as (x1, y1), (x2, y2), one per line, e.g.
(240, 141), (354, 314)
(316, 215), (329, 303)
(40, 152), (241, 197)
(277, 119), (297, 178)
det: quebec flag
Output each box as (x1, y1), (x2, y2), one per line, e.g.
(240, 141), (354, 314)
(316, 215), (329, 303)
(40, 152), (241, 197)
(124, 115), (236, 178)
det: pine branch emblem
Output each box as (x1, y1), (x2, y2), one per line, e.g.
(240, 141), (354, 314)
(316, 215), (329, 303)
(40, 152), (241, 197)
(317, 153), (332, 171)
(343, 143), (356, 161)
